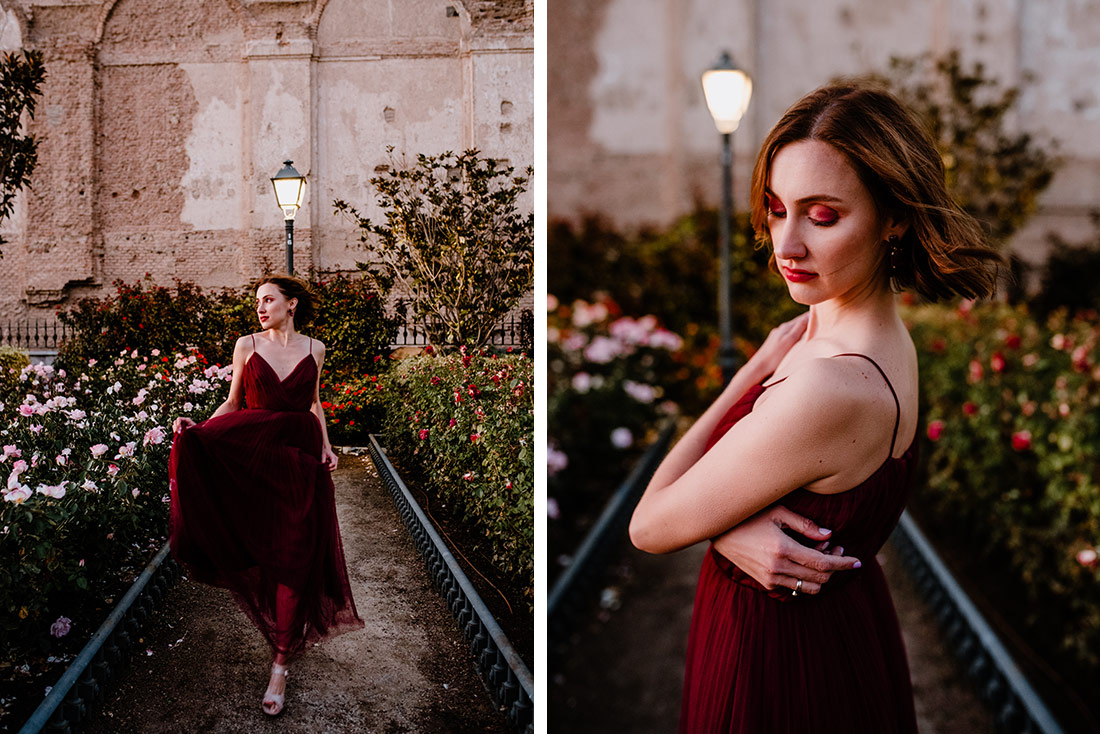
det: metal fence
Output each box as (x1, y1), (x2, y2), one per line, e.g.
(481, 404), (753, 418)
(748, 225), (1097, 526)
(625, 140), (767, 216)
(0, 320), (68, 350)
(391, 310), (533, 349)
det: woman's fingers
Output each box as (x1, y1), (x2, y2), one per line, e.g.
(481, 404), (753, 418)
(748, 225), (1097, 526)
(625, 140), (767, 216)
(777, 574), (823, 596)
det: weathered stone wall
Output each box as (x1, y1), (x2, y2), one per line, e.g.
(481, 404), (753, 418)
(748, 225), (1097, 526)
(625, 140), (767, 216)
(0, 0), (533, 319)
(549, 0), (1100, 266)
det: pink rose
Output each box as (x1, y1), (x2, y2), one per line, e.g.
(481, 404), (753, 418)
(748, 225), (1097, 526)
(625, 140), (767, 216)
(1077, 548), (1099, 568)
(1011, 431), (1031, 451)
(50, 616), (71, 638)
(968, 360), (983, 383)
(107, 464), (120, 476)
(91, 444), (109, 458)
(927, 420), (944, 442)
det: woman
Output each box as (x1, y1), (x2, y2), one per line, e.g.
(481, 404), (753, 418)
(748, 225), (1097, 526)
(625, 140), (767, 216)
(169, 274), (363, 716)
(629, 83), (1001, 732)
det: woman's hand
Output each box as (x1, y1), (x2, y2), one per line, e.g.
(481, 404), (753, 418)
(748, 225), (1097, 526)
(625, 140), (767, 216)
(742, 312), (809, 384)
(710, 505), (860, 595)
(321, 445), (338, 472)
(173, 416), (196, 434)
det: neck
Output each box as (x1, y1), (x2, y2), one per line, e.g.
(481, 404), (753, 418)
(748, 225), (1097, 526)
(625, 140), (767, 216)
(265, 323), (298, 347)
(804, 281), (898, 342)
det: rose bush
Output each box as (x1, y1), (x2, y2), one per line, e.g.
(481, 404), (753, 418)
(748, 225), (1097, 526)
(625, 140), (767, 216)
(0, 349), (228, 657)
(547, 294), (689, 580)
(375, 348), (533, 605)
(909, 301), (1100, 677)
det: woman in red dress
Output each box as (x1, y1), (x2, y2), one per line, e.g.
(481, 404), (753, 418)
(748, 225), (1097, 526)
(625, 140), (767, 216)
(169, 274), (363, 716)
(629, 83), (1002, 732)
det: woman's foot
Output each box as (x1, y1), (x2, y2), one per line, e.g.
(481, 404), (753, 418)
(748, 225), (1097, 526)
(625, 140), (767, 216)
(262, 662), (289, 716)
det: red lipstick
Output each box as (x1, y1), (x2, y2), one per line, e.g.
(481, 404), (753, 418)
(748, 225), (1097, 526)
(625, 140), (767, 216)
(782, 267), (818, 283)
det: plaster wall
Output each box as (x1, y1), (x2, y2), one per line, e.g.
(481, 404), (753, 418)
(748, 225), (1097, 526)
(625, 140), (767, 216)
(0, 0), (533, 319)
(549, 0), (1100, 264)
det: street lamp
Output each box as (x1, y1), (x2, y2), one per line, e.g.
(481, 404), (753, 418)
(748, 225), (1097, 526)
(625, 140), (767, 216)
(271, 160), (306, 274)
(701, 51), (752, 385)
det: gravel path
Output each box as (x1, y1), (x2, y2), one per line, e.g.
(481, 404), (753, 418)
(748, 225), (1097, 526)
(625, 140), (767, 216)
(550, 538), (996, 733)
(82, 454), (508, 734)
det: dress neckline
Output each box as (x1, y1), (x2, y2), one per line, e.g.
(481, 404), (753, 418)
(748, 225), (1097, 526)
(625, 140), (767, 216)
(248, 351), (314, 384)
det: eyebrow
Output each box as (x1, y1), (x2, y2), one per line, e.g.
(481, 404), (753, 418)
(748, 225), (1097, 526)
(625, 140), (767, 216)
(764, 187), (845, 205)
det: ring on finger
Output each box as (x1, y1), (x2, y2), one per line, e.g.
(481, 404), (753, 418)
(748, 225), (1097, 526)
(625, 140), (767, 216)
(792, 579), (803, 597)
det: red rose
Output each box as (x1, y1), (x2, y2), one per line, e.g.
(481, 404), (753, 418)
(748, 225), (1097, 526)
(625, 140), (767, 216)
(963, 402), (978, 416)
(1011, 431), (1031, 451)
(927, 420), (944, 441)
(419, 429), (429, 440)
(470, 433), (480, 443)
(1005, 334), (1021, 349)
(991, 352), (1006, 373)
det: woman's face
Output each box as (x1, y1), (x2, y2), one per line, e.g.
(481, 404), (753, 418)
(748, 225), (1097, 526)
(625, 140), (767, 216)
(255, 283), (297, 329)
(765, 139), (902, 306)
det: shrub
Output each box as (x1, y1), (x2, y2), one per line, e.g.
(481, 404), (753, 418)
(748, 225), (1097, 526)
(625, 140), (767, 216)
(309, 274), (398, 381)
(0, 351), (228, 656)
(0, 345), (29, 397)
(335, 149), (534, 349)
(319, 372), (387, 447)
(56, 277), (250, 369)
(376, 349), (533, 604)
(908, 301), (1100, 675)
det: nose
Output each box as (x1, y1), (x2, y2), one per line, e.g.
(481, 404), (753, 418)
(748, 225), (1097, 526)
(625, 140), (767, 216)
(771, 221), (806, 262)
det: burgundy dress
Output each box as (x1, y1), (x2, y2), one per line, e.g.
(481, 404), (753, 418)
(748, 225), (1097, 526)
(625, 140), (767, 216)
(679, 354), (919, 733)
(168, 337), (363, 656)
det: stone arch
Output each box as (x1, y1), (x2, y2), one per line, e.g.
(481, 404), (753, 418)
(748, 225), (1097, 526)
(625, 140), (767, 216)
(95, 0), (247, 285)
(95, 0), (250, 47)
(312, 0), (469, 271)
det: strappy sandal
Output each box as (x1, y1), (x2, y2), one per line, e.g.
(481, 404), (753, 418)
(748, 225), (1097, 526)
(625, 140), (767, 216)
(262, 662), (289, 716)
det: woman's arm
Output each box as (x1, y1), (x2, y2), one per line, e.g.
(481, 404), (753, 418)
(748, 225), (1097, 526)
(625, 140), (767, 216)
(173, 335), (251, 433)
(309, 341), (338, 471)
(629, 356), (884, 554)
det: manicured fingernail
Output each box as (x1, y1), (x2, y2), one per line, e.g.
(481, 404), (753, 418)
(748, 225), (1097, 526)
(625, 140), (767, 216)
(853, 560), (862, 569)
(820, 528), (832, 535)
(837, 547), (844, 555)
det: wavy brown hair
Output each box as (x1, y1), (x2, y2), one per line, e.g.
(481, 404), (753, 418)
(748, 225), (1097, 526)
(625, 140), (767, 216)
(749, 82), (1003, 301)
(254, 274), (319, 327)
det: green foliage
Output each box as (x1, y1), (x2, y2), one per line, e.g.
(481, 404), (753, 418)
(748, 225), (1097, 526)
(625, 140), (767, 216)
(335, 149), (534, 349)
(57, 275), (397, 378)
(0, 49), (46, 254)
(319, 372), (387, 447)
(0, 352), (227, 656)
(909, 301), (1100, 676)
(56, 277), (252, 369)
(376, 350), (533, 604)
(0, 346), (30, 396)
(872, 51), (1058, 245)
(309, 273), (398, 380)
(1030, 213), (1100, 318)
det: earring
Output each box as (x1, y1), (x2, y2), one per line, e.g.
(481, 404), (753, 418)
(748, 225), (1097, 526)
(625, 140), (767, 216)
(887, 234), (902, 275)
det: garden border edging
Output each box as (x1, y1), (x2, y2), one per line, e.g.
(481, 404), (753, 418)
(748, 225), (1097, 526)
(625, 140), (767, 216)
(363, 435), (534, 733)
(18, 543), (180, 734)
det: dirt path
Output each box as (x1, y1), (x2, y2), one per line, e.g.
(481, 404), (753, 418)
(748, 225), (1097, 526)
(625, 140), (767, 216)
(550, 539), (996, 733)
(83, 454), (508, 734)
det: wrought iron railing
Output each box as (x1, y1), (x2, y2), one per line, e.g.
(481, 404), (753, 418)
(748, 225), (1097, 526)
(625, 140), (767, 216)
(19, 544), (181, 734)
(391, 310), (533, 350)
(890, 512), (1066, 734)
(366, 435), (533, 732)
(0, 320), (68, 350)
(547, 422), (676, 642)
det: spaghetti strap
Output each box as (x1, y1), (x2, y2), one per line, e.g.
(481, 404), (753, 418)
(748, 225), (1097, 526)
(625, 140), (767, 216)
(251, 334), (255, 350)
(308, 337), (312, 355)
(831, 353), (901, 459)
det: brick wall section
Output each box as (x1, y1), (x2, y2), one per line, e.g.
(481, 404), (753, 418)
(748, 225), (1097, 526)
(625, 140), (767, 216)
(0, 0), (532, 321)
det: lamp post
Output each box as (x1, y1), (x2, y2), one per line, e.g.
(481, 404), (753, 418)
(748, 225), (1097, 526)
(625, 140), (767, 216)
(702, 51), (752, 386)
(271, 160), (306, 274)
